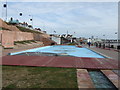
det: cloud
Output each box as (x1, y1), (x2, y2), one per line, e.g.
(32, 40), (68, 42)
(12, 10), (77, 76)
(1, 2), (118, 39)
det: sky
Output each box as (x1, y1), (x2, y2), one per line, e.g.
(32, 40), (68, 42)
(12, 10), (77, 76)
(1, 1), (118, 39)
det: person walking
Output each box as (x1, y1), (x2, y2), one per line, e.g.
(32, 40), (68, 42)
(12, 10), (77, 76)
(87, 38), (91, 48)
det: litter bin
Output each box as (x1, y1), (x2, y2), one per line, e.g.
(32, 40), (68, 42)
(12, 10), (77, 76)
(117, 45), (120, 50)
(111, 45), (114, 48)
(103, 44), (105, 49)
(99, 43), (101, 48)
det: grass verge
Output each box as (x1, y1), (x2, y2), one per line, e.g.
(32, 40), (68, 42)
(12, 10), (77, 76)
(0, 27), (11, 31)
(14, 40), (37, 45)
(2, 66), (78, 88)
(16, 26), (42, 34)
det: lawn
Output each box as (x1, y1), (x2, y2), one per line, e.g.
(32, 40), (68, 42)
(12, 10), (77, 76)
(14, 40), (37, 45)
(2, 66), (78, 88)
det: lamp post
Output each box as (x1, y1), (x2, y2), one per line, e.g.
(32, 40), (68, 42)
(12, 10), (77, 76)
(115, 32), (118, 40)
(102, 34), (106, 49)
(19, 12), (22, 24)
(102, 34), (106, 43)
(29, 15), (33, 28)
(115, 32), (118, 46)
(3, 0), (7, 21)
(19, 12), (22, 16)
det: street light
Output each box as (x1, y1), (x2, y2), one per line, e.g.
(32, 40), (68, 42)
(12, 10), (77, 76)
(115, 32), (117, 34)
(3, 0), (7, 21)
(115, 32), (118, 44)
(103, 34), (106, 43)
(29, 15), (33, 28)
(19, 13), (22, 16)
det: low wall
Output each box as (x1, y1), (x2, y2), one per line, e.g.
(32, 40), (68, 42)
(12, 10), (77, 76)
(1, 31), (14, 48)
(14, 31), (33, 41)
(1, 30), (56, 48)
(0, 31), (2, 42)
(0, 19), (20, 31)
(33, 33), (56, 46)
(1, 30), (34, 48)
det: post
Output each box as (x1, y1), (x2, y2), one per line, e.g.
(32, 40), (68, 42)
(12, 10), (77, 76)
(32, 15), (33, 28)
(6, 0), (7, 21)
(3, 0), (7, 21)
(67, 30), (68, 35)
(29, 15), (33, 28)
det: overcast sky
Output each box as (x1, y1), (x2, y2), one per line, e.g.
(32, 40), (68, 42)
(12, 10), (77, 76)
(1, 2), (118, 39)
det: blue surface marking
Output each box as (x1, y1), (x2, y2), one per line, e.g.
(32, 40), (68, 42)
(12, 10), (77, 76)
(9, 45), (104, 58)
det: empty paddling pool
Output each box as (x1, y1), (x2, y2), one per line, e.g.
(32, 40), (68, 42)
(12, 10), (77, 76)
(9, 45), (104, 58)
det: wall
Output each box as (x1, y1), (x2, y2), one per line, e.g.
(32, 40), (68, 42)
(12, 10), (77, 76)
(0, 31), (2, 42)
(0, 18), (56, 48)
(1, 30), (56, 48)
(33, 33), (56, 46)
(1, 31), (34, 48)
(1, 31), (14, 48)
(14, 31), (33, 41)
(0, 19), (20, 31)
(51, 36), (61, 44)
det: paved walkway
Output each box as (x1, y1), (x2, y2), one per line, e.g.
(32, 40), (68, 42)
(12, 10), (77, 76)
(88, 46), (119, 76)
(77, 45), (119, 88)
(2, 55), (118, 69)
(89, 46), (118, 60)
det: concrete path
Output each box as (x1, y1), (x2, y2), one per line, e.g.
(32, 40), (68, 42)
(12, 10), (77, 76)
(89, 46), (118, 60)
(89, 46), (119, 77)
(77, 45), (119, 89)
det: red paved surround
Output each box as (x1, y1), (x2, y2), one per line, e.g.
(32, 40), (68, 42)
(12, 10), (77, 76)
(1, 55), (118, 69)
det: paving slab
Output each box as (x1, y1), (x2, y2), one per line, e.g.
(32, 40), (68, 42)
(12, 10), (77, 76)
(101, 70), (119, 88)
(89, 47), (118, 60)
(77, 69), (95, 88)
(2, 55), (118, 69)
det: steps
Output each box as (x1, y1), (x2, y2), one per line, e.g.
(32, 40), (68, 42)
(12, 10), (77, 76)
(77, 69), (118, 89)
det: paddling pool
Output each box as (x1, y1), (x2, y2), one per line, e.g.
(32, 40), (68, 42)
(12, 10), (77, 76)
(9, 45), (104, 58)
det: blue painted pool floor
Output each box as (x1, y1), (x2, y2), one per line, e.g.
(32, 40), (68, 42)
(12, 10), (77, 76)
(10, 45), (104, 58)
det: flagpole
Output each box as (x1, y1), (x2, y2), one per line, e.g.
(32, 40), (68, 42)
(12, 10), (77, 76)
(67, 30), (68, 35)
